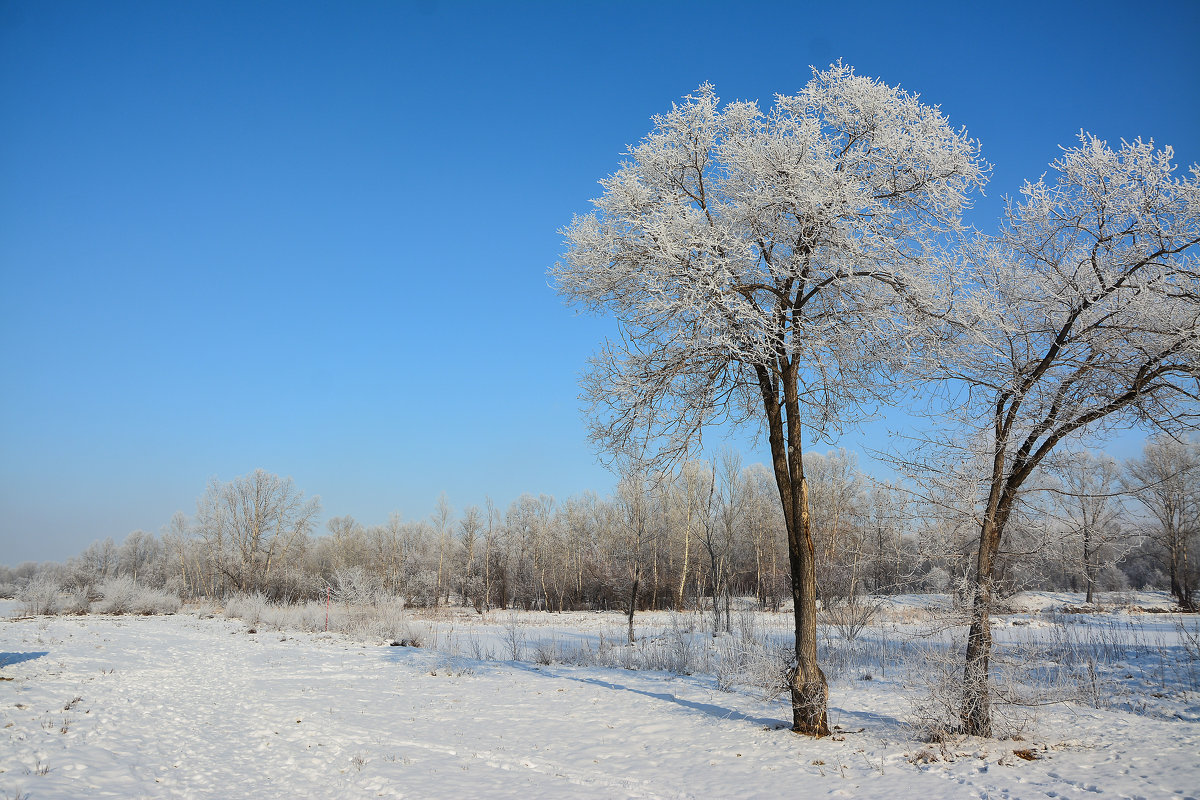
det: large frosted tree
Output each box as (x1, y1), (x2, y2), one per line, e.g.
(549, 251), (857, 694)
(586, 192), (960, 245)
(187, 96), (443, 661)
(553, 64), (986, 736)
(938, 135), (1200, 737)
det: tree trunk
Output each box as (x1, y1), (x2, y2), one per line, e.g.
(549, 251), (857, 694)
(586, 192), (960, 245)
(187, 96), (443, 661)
(757, 362), (829, 737)
(961, 475), (1009, 738)
(627, 573), (639, 644)
(1179, 538), (1195, 611)
(961, 566), (995, 737)
(787, 475), (830, 736)
(1083, 525), (1095, 605)
(651, 549), (659, 611)
(677, 523), (690, 611)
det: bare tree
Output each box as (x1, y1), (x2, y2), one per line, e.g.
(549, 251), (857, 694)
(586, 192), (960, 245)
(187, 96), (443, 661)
(431, 493), (455, 607)
(1124, 435), (1200, 609)
(162, 511), (196, 598)
(73, 537), (117, 589)
(117, 530), (159, 584)
(554, 65), (985, 736)
(742, 462), (786, 610)
(366, 513), (408, 597)
(326, 515), (367, 570)
(668, 461), (710, 611)
(613, 465), (658, 642)
(926, 135), (1200, 736)
(701, 450), (743, 634)
(805, 449), (866, 601)
(862, 480), (912, 595)
(193, 469), (320, 596)
(1046, 450), (1131, 605)
(561, 492), (606, 611)
(482, 498), (501, 612)
(458, 505), (483, 609)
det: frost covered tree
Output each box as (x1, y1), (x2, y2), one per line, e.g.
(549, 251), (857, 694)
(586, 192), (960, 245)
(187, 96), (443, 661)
(805, 449), (867, 601)
(933, 135), (1200, 737)
(193, 469), (321, 596)
(1124, 435), (1200, 609)
(1046, 450), (1130, 605)
(554, 64), (986, 735)
(613, 465), (659, 642)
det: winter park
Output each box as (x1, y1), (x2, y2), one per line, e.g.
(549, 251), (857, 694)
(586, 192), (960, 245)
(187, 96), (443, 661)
(2, 2), (1200, 799)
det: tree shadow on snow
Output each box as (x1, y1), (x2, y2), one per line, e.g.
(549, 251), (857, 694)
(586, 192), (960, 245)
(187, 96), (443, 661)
(507, 662), (786, 728)
(581, 677), (787, 728)
(0, 651), (49, 668)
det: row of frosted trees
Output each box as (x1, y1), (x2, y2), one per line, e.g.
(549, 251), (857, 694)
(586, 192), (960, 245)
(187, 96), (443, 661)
(6, 435), (1195, 617)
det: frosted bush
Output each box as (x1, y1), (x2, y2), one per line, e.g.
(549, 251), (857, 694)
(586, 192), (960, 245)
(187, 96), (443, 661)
(16, 575), (62, 615)
(643, 615), (704, 674)
(716, 635), (791, 697)
(134, 588), (181, 615)
(95, 577), (139, 614)
(95, 577), (181, 615)
(59, 587), (92, 615)
(217, 593), (426, 643)
(224, 593), (270, 626)
(365, 597), (408, 641)
(260, 600), (323, 632)
(332, 566), (382, 606)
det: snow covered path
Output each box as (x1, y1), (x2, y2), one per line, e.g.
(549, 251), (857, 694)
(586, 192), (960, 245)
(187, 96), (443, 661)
(2, 610), (1198, 799)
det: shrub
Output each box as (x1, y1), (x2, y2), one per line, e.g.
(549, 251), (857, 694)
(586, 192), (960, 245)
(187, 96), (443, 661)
(15, 575), (61, 616)
(95, 577), (181, 615)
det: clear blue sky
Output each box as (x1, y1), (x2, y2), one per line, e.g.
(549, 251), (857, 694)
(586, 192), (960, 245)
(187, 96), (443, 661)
(2, 0), (1198, 563)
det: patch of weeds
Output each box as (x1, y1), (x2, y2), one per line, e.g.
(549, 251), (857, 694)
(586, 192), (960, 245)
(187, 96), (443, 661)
(906, 749), (940, 765)
(391, 635), (422, 648)
(533, 638), (558, 666)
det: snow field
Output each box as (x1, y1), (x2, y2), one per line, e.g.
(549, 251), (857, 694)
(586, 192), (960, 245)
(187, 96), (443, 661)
(2, 597), (1198, 799)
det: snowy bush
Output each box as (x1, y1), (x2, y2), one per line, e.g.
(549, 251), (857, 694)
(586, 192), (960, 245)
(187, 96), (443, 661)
(820, 595), (880, 642)
(16, 574), (62, 615)
(95, 577), (181, 615)
(224, 593), (270, 627)
(332, 566), (382, 607)
(59, 587), (92, 615)
(716, 636), (792, 697)
(363, 597), (408, 641)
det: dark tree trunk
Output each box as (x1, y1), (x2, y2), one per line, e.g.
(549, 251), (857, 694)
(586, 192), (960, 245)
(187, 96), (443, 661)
(627, 573), (639, 643)
(961, 446), (1015, 738)
(961, 518), (999, 737)
(756, 362), (830, 737)
(1083, 525), (1096, 605)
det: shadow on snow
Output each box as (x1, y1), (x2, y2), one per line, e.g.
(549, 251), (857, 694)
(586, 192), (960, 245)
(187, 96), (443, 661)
(0, 651), (49, 668)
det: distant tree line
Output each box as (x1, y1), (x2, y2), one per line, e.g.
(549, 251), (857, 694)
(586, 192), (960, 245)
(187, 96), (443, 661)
(4, 436), (1195, 616)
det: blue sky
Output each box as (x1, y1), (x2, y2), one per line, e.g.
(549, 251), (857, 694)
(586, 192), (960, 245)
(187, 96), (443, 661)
(2, 0), (1198, 563)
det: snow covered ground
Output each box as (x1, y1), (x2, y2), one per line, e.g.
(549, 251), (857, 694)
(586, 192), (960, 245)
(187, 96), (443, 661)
(2, 597), (1198, 799)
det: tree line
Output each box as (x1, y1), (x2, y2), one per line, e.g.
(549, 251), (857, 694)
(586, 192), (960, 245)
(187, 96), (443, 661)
(5, 435), (1194, 621)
